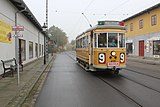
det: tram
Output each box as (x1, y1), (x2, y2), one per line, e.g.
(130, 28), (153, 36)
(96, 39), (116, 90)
(76, 20), (126, 74)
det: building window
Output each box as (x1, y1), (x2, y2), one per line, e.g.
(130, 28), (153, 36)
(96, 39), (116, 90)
(126, 43), (133, 54)
(139, 19), (143, 29)
(39, 44), (41, 56)
(130, 23), (133, 31)
(153, 40), (160, 55)
(29, 41), (33, 59)
(42, 45), (43, 55)
(35, 43), (38, 57)
(151, 15), (156, 26)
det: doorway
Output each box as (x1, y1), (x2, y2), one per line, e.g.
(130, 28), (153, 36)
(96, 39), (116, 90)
(139, 40), (144, 56)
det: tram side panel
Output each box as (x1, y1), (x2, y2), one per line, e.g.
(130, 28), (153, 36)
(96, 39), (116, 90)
(76, 48), (89, 64)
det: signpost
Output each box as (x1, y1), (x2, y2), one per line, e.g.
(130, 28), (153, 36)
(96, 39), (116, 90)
(15, 7), (26, 85)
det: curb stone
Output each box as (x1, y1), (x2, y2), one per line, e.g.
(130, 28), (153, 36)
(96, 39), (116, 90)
(21, 56), (55, 107)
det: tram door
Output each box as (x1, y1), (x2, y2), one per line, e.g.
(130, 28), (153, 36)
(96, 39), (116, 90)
(89, 32), (94, 65)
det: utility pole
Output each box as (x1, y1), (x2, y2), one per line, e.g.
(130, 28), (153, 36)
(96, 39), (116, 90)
(44, 0), (49, 64)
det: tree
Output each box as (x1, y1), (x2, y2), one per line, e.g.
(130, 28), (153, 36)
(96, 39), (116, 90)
(66, 40), (76, 51)
(48, 25), (68, 50)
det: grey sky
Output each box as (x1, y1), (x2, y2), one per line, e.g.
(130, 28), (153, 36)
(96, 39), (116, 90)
(23, 0), (160, 42)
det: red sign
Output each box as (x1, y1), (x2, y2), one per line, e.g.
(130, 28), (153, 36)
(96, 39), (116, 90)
(12, 26), (24, 31)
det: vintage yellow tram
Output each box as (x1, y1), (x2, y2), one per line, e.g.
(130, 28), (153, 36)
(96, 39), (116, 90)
(76, 21), (126, 74)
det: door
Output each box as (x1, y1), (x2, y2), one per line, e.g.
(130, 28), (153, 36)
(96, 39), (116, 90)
(19, 39), (26, 64)
(19, 39), (22, 64)
(89, 31), (94, 65)
(139, 40), (144, 56)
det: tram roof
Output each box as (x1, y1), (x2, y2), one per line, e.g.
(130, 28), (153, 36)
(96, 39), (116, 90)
(76, 24), (125, 39)
(85, 24), (125, 32)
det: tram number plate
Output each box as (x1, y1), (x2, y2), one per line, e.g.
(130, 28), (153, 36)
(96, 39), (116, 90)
(108, 62), (119, 66)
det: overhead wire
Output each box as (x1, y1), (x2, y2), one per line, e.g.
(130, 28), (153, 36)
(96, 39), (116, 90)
(68, 0), (96, 40)
(83, 0), (96, 12)
(100, 0), (130, 19)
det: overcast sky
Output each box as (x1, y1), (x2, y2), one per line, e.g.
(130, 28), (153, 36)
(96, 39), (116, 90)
(23, 0), (160, 42)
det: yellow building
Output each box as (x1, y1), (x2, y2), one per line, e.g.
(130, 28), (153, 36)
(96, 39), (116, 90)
(123, 3), (160, 58)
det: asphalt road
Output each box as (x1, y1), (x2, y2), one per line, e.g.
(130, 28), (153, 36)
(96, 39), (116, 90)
(34, 52), (160, 107)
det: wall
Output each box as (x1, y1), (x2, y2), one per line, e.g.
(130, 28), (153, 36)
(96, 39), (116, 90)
(124, 6), (160, 57)
(0, 0), (44, 75)
(124, 8), (160, 37)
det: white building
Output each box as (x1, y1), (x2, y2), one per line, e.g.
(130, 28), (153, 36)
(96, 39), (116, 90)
(0, 0), (46, 75)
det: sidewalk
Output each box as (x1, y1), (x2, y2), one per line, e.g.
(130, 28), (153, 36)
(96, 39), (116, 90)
(0, 54), (55, 107)
(127, 55), (160, 65)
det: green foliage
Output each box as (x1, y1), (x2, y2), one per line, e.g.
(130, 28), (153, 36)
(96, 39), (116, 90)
(49, 25), (68, 48)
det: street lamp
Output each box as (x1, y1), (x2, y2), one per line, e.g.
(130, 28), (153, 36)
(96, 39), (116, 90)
(15, 7), (27, 85)
(42, 23), (47, 65)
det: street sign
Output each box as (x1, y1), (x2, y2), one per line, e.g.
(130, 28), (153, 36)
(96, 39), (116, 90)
(12, 34), (23, 37)
(12, 26), (24, 31)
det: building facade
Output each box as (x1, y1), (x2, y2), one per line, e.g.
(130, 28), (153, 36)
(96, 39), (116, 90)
(0, 0), (45, 75)
(123, 3), (160, 58)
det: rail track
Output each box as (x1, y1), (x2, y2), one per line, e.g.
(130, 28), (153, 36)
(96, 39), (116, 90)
(65, 51), (160, 107)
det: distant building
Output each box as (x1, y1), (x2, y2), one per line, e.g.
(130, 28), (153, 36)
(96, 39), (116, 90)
(0, 0), (46, 75)
(123, 3), (160, 58)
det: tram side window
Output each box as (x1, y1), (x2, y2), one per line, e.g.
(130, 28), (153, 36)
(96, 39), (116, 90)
(86, 36), (89, 48)
(119, 33), (125, 47)
(76, 39), (81, 48)
(80, 38), (83, 48)
(76, 40), (78, 48)
(98, 33), (107, 47)
(108, 33), (118, 47)
(83, 37), (85, 48)
(83, 36), (88, 48)
(85, 36), (89, 48)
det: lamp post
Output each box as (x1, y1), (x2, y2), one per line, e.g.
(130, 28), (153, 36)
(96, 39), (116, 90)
(15, 7), (26, 85)
(42, 23), (47, 64)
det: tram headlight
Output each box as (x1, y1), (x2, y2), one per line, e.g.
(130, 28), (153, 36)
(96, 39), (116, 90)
(111, 51), (116, 56)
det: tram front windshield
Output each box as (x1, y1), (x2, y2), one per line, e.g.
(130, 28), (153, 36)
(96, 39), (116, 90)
(97, 33), (125, 48)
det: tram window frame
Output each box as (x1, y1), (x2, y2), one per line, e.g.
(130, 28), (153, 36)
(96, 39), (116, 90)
(98, 33), (107, 48)
(119, 33), (125, 48)
(108, 33), (118, 48)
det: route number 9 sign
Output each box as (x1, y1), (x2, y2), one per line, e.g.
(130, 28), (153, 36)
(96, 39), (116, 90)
(98, 53), (106, 64)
